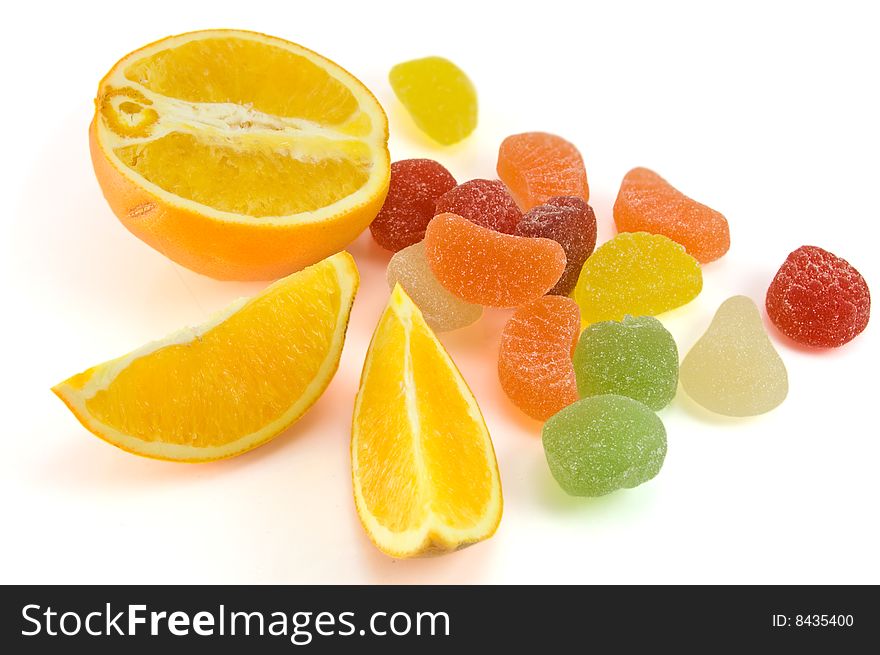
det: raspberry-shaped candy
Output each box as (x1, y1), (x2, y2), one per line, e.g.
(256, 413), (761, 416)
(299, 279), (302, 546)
(496, 132), (589, 211)
(514, 196), (597, 295)
(614, 167), (730, 263)
(434, 179), (522, 234)
(498, 296), (580, 421)
(766, 245), (870, 347)
(425, 213), (565, 307)
(370, 159), (456, 252)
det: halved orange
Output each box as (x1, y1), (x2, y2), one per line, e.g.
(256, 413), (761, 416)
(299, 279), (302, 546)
(351, 284), (503, 557)
(53, 252), (358, 462)
(91, 29), (390, 280)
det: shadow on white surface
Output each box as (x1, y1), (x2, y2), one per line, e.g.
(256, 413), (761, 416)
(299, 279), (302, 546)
(354, 529), (499, 585)
(531, 456), (659, 520)
(671, 386), (760, 427)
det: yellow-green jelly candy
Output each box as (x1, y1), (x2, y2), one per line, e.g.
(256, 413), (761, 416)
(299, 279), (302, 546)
(389, 56), (477, 145)
(542, 395), (667, 497)
(573, 315), (678, 410)
(573, 232), (702, 327)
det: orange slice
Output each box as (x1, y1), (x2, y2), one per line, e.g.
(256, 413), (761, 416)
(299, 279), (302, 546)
(91, 30), (390, 280)
(53, 252), (358, 462)
(351, 285), (503, 557)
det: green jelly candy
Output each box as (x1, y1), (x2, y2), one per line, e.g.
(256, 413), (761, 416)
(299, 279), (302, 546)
(572, 315), (679, 410)
(542, 395), (667, 497)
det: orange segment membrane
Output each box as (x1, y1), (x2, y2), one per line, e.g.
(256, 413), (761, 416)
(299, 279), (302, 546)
(124, 37), (360, 124)
(114, 132), (371, 217)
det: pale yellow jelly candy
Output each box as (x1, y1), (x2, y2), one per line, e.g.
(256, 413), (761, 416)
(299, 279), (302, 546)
(573, 232), (702, 327)
(387, 241), (482, 332)
(680, 295), (788, 417)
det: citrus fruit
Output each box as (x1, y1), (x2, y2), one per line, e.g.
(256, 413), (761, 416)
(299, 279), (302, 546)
(91, 29), (390, 280)
(52, 252), (359, 462)
(351, 285), (502, 557)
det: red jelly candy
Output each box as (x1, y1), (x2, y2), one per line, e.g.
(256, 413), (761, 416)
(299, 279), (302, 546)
(766, 245), (870, 347)
(514, 196), (597, 295)
(370, 159), (456, 251)
(434, 179), (522, 234)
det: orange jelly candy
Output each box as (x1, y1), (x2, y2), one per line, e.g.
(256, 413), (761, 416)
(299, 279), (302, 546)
(496, 132), (589, 211)
(613, 167), (730, 263)
(498, 296), (580, 421)
(425, 213), (566, 307)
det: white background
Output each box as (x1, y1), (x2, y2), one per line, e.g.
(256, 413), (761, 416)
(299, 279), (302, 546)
(1, 0), (878, 584)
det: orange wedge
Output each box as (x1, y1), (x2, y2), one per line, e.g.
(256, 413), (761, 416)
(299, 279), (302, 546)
(91, 29), (390, 280)
(351, 285), (503, 557)
(53, 252), (358, 462)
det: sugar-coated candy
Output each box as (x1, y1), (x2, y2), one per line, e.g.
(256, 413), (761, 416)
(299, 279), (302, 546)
(681, 296), (788, 417)
(434, 179), (522, 234)
(498, 296), (580, 421)
(425, 213), (566, 307)
(573, 232), (702, 327)
(387, 241), (482, 332)
(496, 132), (589, 211)
(543, 395), (667, 497)
(389, 56), (477, 145)
(370, 159), (456, 252)
(614, 167), (730, 263)
(766, 245), (870, 348)
(573, 316), (678, 410)
(514, 196), (597, 295)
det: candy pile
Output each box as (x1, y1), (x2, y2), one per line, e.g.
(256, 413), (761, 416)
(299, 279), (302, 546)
(382, 58), (871, 500)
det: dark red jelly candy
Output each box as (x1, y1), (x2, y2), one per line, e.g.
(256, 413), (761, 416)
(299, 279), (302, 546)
(514, 196), (597, 295)
(370, 159), (456, 251)
(434, 179), (522, 234)
(766, 245), (870, 347)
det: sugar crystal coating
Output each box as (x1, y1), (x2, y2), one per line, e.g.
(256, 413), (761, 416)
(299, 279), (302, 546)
(542, 395), (667, 497)
(766, 245), (870, 348)
(614, 167), (730, 263)
(387, 241), (482, 332)
(497, 132), (589, 210)
(498, 296), (580, 421)
(425, 212), (566, 307)
(573, 232), (702, 327)
(681, 296), (788, 417)
(370, 159), (456, 252)
(573, 315), (678, 410)
(514, 196), (597, 295)
(434, 179), (522, 234)
(389, 56), (477, 145)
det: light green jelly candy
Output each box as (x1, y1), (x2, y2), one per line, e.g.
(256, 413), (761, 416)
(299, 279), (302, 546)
(389, 56), (477, 145)
(573, 315), (679, 410)
(542, 395), (667, 497)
